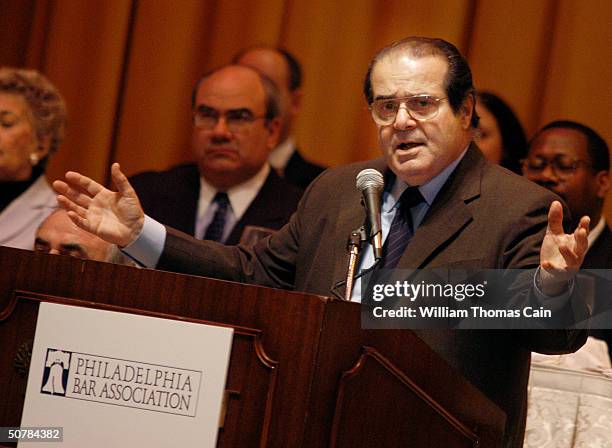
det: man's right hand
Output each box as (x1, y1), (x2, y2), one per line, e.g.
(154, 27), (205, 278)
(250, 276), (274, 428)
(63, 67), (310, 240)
(53, 163), (145, 247)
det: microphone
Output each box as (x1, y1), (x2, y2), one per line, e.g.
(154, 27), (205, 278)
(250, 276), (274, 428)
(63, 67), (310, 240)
(356, 169), (384, 260)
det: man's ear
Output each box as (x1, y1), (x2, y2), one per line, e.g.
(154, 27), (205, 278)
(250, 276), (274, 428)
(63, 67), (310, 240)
(265, 118), (281, 150)
(595, 170), (610, 198)
(33, 135), (52, 162)
(460, 93), (475, 130)
(289, 88), (304, 116)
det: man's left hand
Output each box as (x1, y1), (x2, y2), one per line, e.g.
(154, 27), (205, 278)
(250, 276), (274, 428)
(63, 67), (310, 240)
(539, 200), (590, 295)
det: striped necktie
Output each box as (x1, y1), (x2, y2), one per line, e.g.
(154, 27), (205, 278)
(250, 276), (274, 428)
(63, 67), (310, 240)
(380, 187), (424, 269)
(203, 192), (230, 242)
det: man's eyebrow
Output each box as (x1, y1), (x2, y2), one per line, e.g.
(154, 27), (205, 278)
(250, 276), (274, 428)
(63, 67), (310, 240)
(373, 94), (398, 101)
(59, 243), (87, 256)
(223, 107), (252, 113)
(373, 93), (437, 101)
(34, 237), (50, 247)
(195, 105), (254, 114)
(195, 104), (215, 111)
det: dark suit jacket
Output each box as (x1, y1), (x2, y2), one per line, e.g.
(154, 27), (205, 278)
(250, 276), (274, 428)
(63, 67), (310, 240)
(157, 146), (587, 448)
(283, 149), (325, 189)
(583, 224), (612, 359)
(130, 163), (303, 245)
(583, 224), (612, 269)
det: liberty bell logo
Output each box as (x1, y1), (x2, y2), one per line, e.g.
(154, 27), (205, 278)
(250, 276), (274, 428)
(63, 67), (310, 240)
(41, 348), (71, 396)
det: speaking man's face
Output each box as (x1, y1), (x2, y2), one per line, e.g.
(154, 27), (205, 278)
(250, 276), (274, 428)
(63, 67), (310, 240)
(371, 53), (472, 186)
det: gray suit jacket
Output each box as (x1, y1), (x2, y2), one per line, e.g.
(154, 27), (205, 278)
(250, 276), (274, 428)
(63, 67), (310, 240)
(157, 145), (587, 447)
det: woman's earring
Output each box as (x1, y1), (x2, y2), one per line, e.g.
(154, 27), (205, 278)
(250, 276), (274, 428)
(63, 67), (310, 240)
(30, 153), (40, 166)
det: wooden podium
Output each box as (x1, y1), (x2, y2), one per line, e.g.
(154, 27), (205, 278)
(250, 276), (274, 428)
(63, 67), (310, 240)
(0, 246), (505, 447)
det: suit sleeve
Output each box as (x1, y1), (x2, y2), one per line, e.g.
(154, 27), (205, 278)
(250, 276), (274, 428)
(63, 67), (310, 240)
(155, 171), (324, 289)
(500, 191), (589, 354)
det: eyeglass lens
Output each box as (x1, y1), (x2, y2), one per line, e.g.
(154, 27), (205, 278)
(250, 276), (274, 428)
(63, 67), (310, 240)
(373, 95), (442, 122)
(194, 106), (258, 131)
(522, 156), (586, 175)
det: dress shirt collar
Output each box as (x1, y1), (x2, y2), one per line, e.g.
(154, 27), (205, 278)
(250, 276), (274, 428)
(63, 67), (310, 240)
(383, 146), (469, 213)
(198, 163), (271, 221)
(268, 136), (296, 172)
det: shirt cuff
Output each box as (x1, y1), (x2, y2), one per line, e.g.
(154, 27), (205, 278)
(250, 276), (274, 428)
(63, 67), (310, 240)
(533, 265), (575, 312)
(122, 215), (166, 268)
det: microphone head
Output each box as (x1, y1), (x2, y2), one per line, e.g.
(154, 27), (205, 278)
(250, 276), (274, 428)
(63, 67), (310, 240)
(356, 169), (384, 192)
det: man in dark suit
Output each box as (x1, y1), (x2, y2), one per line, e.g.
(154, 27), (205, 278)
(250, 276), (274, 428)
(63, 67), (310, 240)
(523, 120), (611, 357)
(129, 65), (303, 245)
(234, 46), (325, 188)
(55, 37), (591, 448)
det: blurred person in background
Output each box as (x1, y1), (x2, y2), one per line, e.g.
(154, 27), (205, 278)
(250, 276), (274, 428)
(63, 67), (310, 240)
(0, 67), (66, 249)
(475, 91), (527, 174)
(524, 120), (611, 362)
(35, 208), (135, 265)
(130, 65), (303, 245)
(234, 46), (325, 188)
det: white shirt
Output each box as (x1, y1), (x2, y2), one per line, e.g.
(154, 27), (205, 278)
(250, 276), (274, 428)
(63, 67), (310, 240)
(268, 137), (296, 173)
(586, 217), (606, 253)
(195, 164), (270, 242)
(350, 149), (467, 302)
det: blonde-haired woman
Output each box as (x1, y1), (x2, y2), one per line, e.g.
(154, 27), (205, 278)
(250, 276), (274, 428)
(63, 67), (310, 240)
(0, 67), (67, 249)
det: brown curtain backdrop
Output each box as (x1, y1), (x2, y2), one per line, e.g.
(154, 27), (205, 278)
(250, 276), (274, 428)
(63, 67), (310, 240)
(2, 0), (611, 220)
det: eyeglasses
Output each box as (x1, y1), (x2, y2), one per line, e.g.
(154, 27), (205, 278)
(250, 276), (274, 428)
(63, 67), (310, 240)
(520, 156), (591, 177)
(370, 94), (446, 125)
(193, 106), (266, 132)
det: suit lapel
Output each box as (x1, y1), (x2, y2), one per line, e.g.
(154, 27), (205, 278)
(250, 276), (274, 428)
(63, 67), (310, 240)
(328, 148), (484, 292)
(160, 164), (200, 236)
(184, 166), (201, 235)
(396, 144), (483, 269)
(226, 170), (297, 245)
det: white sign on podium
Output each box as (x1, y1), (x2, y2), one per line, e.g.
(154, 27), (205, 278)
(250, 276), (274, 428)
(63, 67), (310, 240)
(20, 302), (233, 447)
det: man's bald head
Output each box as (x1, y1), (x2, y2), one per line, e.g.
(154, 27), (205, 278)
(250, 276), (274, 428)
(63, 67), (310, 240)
(234, 46), (303, 142)
(35, 209), (115, 261)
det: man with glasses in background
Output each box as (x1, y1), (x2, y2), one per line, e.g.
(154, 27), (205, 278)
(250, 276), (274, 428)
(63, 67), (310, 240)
(54, 37), (591, 447)
(234, 46), (326, 189)
(523, 120), (611, 360)
(129, 65), (303, 245)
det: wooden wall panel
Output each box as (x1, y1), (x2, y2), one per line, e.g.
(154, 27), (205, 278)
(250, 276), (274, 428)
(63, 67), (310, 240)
(113, 0), (213, 177)
(0, 0), (38, 67)
(468, 0), (556, 135)
(42, 1), (132, 183)
(284, 0), (377, 166)
(2, 0), (611, 220)
(537, 0), (612, 221)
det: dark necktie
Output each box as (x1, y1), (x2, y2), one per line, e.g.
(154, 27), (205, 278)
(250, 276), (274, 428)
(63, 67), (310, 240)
(380, 187), (425, 269)
(203, 192), (230, 242)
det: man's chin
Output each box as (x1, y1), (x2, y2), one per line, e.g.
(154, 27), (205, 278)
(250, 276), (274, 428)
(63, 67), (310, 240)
(390, 161), (431, 186)
(201, 160), (241, 174)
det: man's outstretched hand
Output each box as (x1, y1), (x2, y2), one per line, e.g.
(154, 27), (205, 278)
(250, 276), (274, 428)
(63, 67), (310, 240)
(539, 200), (590, 295)
(53, 163), (144, 247)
